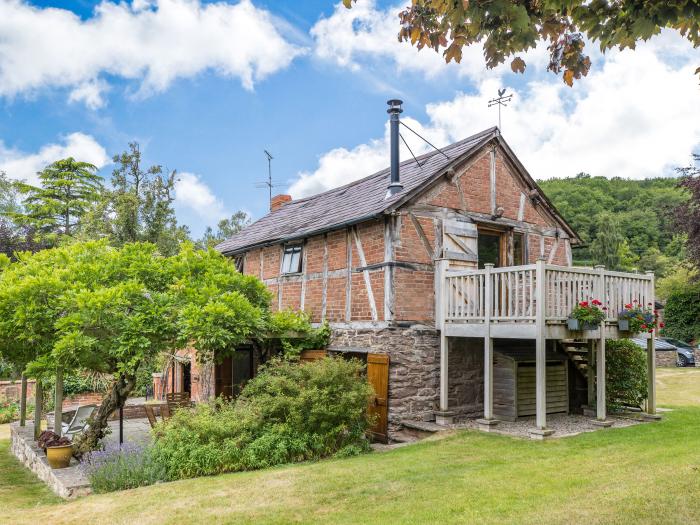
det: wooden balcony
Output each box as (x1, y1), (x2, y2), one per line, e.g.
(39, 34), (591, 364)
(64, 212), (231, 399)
(434, 259), (658, 434)
(437, 261), (654, 340)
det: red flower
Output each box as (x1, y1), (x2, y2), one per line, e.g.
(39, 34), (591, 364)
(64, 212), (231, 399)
(648, 302), (652, 306)
(592, 299), (602, 306)
(659, 322), (665, 328)
(641, 324), (647, 330)
(624, 303), (632, 309)
(602, 307), (608, 311)
(579, 301), (589, 307)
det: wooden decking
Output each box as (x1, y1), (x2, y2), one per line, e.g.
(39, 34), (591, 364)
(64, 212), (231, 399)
(439, 261), (654, 339)
(435, 258), (657, 435)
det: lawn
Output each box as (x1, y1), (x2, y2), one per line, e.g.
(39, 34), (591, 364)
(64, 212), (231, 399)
(2, 370), (700, 525)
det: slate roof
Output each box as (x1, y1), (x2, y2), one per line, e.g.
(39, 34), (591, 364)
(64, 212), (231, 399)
(217, 127), (578, 255)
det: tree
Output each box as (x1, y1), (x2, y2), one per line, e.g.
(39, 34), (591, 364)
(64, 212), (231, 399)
(0, 172), (50, 258)
(197, 211), (251, 249)
(348, 1), (700, 86)
(590, 213), (635, 270)
(96, 142), (189, 255)
(0, 241), (275, 453)
(676, 154), (700, 268)
(10, 158), (103, 244)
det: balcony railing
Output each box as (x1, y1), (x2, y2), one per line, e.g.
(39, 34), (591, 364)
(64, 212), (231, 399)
(441, 261), (654, 325)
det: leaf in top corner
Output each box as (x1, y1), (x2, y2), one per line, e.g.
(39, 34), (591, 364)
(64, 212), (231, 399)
(510, 57), (526, 74)
(563, 69), (574, 87)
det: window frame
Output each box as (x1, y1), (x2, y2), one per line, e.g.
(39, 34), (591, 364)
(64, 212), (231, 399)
(281, 243), (303, 275)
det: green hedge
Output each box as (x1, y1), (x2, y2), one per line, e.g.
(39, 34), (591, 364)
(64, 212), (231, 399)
(606, 339), (648, 410)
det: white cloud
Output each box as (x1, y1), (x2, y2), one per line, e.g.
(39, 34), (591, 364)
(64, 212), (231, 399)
(0, 0), (305, 107)
(311, 0), (547, 81)
(290, 33), (700, 197)
(68, 79), (110, 109)
(174, 172), (228, 223)
(0, 133), (109, 185)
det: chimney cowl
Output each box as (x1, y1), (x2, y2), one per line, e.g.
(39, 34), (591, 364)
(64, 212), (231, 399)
(270, 194), (292, 212)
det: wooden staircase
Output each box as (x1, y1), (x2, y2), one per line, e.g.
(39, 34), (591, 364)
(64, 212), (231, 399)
(560, 339), (596, 413)
(560, 340), (590, 378)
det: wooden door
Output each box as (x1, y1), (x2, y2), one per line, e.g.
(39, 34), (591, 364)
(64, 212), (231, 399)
(214, 355), (233, 398)
(367, 353), (389, 443)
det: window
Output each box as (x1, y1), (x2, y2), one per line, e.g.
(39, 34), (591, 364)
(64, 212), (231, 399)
(233, 255), (244, 273)
(478, 232), (502, 269)
(281, 244), (303, 274)
(513, 233), (525, 266)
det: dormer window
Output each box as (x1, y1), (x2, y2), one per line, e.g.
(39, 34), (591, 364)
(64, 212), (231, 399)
(281, 244), (303, 274)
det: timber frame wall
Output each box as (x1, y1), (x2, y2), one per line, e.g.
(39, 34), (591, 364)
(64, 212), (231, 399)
(239, 143), (573, 327)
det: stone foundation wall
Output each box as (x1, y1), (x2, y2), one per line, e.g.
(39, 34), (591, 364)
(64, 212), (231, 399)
(330, 325), (440, 431)
(447, 338), (484, 418)
(655, 350), (677, 368)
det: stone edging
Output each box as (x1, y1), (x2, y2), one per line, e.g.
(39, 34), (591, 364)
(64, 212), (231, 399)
(10, 422), (91, 499)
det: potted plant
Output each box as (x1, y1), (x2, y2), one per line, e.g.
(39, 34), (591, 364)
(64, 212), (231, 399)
(568, 300), (606, 331)
(618, 301), (660, 334)
(38, 430), (73, 469)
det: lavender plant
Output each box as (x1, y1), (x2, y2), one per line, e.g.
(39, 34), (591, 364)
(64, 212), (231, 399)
(81, 442), (166, 493)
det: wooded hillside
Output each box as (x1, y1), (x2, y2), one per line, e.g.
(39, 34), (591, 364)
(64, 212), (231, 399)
(539, 174), (688, 275)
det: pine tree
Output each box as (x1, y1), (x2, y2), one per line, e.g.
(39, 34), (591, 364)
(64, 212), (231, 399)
(11, 158), (103, 244)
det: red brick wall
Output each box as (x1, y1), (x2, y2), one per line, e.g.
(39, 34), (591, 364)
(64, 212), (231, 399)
(233, 143), (573, 326)
(237, 220), (387, 323)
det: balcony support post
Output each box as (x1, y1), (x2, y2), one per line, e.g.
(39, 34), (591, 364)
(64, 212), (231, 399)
(645, 271), (658, 418)
(435, 259), (453, 425)
(593, 265), (610, 425)
(483, 264), (494, 421)
(535, 257), (547, 430)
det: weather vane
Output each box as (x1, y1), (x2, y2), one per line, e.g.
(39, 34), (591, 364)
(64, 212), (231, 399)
(488, 88), (513, 130)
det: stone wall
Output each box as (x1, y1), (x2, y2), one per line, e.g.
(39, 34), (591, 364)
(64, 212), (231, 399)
(655, 350), (677, 368)
(330, 325), (440, 431)
(10, 423), (91, 499)
(447, 338), (484, 418)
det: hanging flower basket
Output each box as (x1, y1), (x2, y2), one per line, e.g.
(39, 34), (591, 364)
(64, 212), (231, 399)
(618, 301), (662, 335)
(568, 300), (606, 331)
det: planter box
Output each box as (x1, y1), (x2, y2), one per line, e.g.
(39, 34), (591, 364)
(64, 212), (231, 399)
(567, 318), (600, 331)
(618, 319), (630, 332)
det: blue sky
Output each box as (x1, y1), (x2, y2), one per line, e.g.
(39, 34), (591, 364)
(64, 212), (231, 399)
(1, 0), (699, 238)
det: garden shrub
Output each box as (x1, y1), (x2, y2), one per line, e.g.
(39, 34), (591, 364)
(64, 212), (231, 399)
(0, 399), (35, 424)
(150, 356), (373, 481)
(82, 443), (167, 493)
(606, 339), (648, 410)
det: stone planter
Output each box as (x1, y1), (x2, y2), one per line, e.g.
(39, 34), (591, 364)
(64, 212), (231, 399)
(46, 445), (73, 469)
(567, 318), (599, 331)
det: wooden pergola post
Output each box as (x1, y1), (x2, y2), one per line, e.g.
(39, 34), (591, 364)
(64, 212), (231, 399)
(54, 367), (64, 437)
(19, 373), (27, 427)
(33, 379), (43, 440)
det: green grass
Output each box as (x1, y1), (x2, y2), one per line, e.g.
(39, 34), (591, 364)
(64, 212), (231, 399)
(2, 370), (700, 524)
(0, 429), (60, 512)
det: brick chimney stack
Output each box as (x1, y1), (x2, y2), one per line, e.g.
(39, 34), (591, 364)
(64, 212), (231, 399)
(270, 194), (292, 212)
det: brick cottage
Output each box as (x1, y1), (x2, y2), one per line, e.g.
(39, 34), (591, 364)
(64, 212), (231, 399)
(158, 101), (660, 441)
